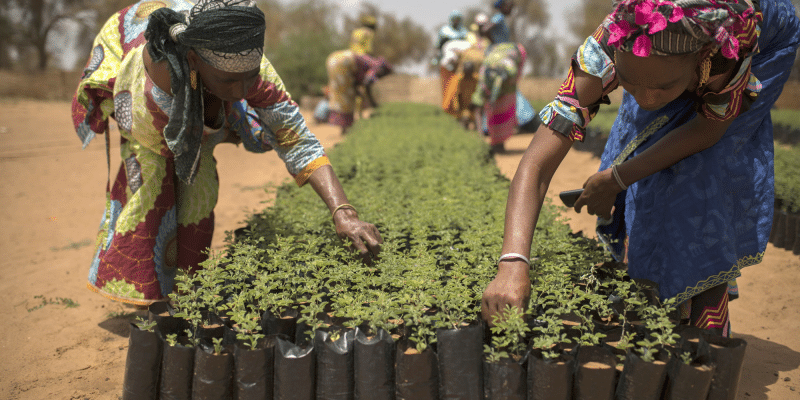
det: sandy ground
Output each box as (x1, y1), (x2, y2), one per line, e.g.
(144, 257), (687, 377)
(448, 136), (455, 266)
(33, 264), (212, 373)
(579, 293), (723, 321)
(0, 99), (798, 399)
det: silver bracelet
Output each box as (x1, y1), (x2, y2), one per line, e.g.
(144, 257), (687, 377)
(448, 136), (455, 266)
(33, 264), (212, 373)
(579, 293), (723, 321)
(612, 165), (628, 191)
(498, 253), (531, 266)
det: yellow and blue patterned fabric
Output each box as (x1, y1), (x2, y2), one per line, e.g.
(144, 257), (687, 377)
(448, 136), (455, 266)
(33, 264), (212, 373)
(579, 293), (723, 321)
(471, 42), (523, 107)
(325, 49), (390, 127)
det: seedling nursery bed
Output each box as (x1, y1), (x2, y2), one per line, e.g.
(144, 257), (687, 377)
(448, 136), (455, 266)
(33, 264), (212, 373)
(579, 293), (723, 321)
(122, 103), (747, 399)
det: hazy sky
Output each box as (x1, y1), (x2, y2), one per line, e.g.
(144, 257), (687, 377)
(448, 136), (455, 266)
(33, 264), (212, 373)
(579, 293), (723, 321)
(328, 0), (582, 35)
(296, 0), (585, 74)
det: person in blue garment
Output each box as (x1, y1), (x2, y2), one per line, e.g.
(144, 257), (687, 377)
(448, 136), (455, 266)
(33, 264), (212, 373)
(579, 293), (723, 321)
(437, 10), (469, 54)
(482, 0), (513, 47)
(481, 0), (800, 336)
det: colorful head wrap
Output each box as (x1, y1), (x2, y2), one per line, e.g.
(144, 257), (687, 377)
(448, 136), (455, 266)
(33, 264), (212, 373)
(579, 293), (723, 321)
(144, 0), (266, 184)
(607, 0), (760, 59)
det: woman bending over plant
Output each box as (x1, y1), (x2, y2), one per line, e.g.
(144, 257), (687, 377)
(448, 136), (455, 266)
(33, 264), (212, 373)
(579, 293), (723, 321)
(72, 0), (382, 306)
(482, 0), (800, 337)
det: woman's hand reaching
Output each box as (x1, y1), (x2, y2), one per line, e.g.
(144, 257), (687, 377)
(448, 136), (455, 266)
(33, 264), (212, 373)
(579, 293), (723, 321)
(481, 260), (531, 326)
(333, 207), (383, 263)
(307, 164), (383, 263)
(574, 168), (623, 220)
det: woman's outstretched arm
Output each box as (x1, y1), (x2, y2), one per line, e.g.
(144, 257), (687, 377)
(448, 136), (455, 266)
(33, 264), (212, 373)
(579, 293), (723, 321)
(481, 125), (573, 324)
(481, 67), (604, 325)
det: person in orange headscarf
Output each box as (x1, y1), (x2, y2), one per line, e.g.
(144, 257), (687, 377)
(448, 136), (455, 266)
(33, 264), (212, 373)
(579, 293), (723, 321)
(435, 10), (469, 116)
(441, 14), (490, 128)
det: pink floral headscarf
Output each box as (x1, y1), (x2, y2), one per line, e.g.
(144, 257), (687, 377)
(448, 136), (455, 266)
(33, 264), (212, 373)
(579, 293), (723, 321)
(607, 0), (761, 59)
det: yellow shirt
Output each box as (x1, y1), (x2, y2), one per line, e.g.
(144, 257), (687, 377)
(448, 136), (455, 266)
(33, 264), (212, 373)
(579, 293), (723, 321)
(350, 27), (375, 55)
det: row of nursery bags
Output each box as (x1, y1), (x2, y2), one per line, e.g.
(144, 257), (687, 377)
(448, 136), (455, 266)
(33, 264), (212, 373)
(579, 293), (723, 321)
(770, 205), (800, 255)
(122, 304), (747, 400)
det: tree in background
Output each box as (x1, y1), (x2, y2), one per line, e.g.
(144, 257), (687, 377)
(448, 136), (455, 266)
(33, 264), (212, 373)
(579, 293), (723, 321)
(261, 0), (343, 100)
(258, 0), (431, 99)
(503, 0), (550, 43)
(258, 0), (287, 47)
(0, 0), (94, 71)
(341, 2), (431, 67)
(0, 9), (15, 69)
(527, 39), (561, 77)
(461, 6), (491, 32)
(568, 0), (613, 43)
(539, 0), (614, 77)
(87, 0), (134, 25)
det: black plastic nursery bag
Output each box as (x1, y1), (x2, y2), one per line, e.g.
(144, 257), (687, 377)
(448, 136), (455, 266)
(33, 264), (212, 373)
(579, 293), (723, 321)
(615, 350), (669, 400)
(704, 334), (747, 400)
(196, 311), (228, 342)
(354, 329), (395, 400)
(315, 329), (356, 400)
(573, 345), (617, 400)
(793, 214), (800, 254)
(783, 213), (798, 250)
(192, 342), (234, 400)
(122, 323), (163, 400)
(233, 339), (275, 400)
(772, 209), (788, 248)
(663, 328), (715, 400)
(483, 354), (527, 400)
(769, 200), (782, 243)
(436, 323), (484, 399)
(395, 341), (439, 400)
(148, 301), (190, 337)
(261, 308), (299, 339)
(664, 359), (715, 400)
(159, 338), (194, 400)
(274, 335), (316, 400)
(527, 349), (574, 400)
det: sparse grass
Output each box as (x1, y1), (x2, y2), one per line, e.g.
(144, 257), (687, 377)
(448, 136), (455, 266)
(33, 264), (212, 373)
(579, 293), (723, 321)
(27, 295), (80, 312)
(50, 238), (93, 252)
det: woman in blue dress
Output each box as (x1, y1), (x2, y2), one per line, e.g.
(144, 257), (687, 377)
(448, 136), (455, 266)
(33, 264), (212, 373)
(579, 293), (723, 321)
(482, 0), (513, 46)
(482, 0), (800, 336)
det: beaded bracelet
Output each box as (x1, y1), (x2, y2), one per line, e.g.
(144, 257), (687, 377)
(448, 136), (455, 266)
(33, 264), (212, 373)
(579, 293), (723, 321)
(498, 253), (531, 266)
(332, 203), (357, 217)
(612, 165), (628, 191)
